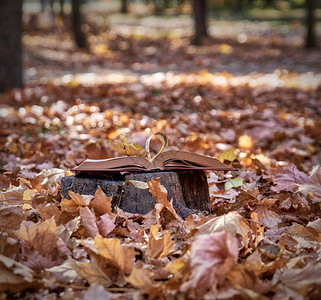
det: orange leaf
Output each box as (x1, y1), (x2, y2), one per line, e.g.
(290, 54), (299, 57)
(90, 186), (113, 215)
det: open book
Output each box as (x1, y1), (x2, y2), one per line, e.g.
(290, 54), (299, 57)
(73, 132), (233, 172)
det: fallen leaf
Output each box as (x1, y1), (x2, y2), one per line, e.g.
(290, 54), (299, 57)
(60, 191), (87, 215)
(94, 235), (136, 275)
(298, 166), (321, 203)
(80, 206), (99, 238)
(225, 177), (244, 191)
(181, 231), (239, 298)
(90, 186), (113, 215)
(196, 211), (251, 248)
(270, 165), (309, 192)
(0, 205), (25, 231)
(147, 224), (175, 259)
(0, 254), (37, 293)
(70, 259), (112, 287)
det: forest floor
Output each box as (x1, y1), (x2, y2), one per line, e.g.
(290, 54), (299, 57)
(0, 12), (321, 299)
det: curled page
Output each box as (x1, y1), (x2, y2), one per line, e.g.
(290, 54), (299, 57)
(145, 132), (169, 162)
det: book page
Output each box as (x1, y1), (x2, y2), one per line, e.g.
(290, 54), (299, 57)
(153, 150), (231, 170)
(73, 156), (153, 171)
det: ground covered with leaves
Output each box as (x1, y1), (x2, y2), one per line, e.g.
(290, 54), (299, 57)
(1, 11), (321, 299)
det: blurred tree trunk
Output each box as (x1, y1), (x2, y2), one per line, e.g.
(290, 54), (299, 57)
(305, 0), (317, 48)
(60, 0), (65, 16)
(121, 0), (129, 13)
(72, 0), (87, 48)
(193, 0), (208, 45)
(234, 0), (244, 16)
(0, 0), (23, 92)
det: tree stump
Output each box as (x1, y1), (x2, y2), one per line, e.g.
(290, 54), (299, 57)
(61, 170), (210, 218)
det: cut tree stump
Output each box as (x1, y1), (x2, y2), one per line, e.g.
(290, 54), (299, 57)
(61, 170), (210, 218)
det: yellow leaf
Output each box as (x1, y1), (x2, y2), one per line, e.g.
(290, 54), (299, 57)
(218, 148), (237, 163)
(109, 136), (148, 157)
(94, 235), (136, 275)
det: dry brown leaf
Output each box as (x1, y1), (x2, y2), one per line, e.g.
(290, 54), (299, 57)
(298, 166), (321, 203)
(196, 211), (252, 248)
(94, 235), (136, 275)
(90, 186), (113, 215)
(0, 254), (38, 293)
(270, 165), (309, 192)
(60, 191), (87, 215)
(80, 206), (99, 238)
(147, 224), (175, 259)
(16, 218), (70, 270)
(0, 182), (28, 205)
(97, 213), (116, 237)
(181, 231), (239, 298)
(0, 205), (25, 231)
(70, 259), (113, 287)
(37, 203), (61, 222)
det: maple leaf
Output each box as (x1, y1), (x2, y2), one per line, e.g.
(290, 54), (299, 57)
(298, 166), (321, 203)
(94, 235), (136, 275)
(60, 191), (88, 215)
(270, 165), (309, 192)
(16, 218), (70, 270)
(250, 198), (281, 227)
(181, 231), (239, 298)
(196, 211), (252, 248)
(90, 186), (113, 215)
(80, 206), (99, 238)
(109, 136), (148, 157)
(147, 224), (175, 259)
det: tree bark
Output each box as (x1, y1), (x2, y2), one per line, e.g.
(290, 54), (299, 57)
(72, 0), (87, 48)
(305, 0), (317, 48)
(193, 0), (208, 45)
(0, 0), (23, 92)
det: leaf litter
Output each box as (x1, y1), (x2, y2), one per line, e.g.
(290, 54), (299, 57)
(0, 11), (321, 299)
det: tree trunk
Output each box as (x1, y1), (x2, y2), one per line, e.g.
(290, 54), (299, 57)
(72, 0), (87, 48)
(193, 0), (208, 45)
(305, 0), (317, 48)
(121, 0), (129, 13)
(61, 170), (211, 219)
(0, 0), (23, 92)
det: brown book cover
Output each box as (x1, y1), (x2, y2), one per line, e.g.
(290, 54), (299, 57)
(72, 132), (234, 172)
